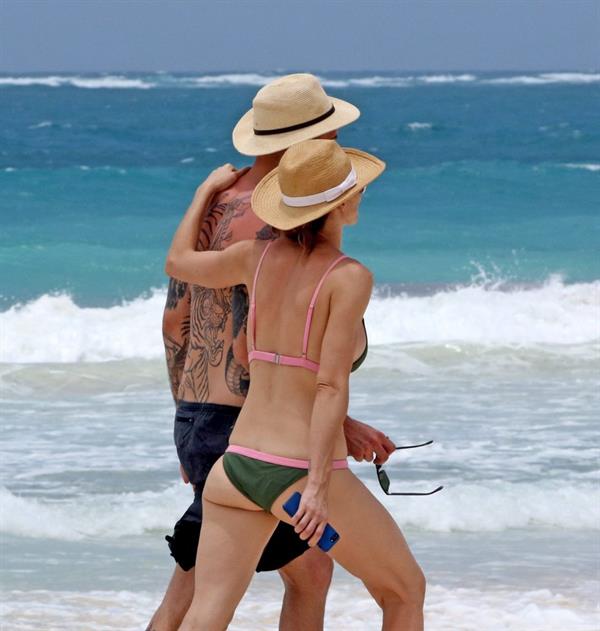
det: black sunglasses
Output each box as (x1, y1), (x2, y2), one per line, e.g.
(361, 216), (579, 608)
(375, 440), (444, 496)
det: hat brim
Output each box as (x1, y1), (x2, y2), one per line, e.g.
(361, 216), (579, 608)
(232, 97), (360, 157)
(251, 148), (386, 230)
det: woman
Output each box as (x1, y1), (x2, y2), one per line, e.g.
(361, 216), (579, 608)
(166, 139), (425, 630)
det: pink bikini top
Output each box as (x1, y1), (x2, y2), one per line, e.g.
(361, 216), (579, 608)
(248, 240), (349, 373)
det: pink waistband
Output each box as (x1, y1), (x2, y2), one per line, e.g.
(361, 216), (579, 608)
(248, 349), (319, 373)
(226, 444), (349, 470)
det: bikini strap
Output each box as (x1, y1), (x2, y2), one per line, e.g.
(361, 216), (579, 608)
(250, 240), (274, 351)
(302, 255), (349, 357)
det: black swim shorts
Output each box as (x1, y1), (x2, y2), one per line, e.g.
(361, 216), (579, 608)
(166, 401), (309, 572)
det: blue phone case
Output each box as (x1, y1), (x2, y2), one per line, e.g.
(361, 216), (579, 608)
(282, 491), (340, 552)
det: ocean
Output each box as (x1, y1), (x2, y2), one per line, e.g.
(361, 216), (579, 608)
(1, 71), (599, 630)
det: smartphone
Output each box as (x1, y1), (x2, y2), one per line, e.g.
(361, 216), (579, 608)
(282, 491), (340, 552)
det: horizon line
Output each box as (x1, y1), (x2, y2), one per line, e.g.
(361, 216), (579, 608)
(1, 68), (598, 74)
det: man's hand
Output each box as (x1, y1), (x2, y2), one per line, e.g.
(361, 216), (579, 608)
(343, 416), (396, 465)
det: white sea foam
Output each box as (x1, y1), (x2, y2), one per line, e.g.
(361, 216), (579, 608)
(1, 479), (597, 541)
(562, 163), (600, 172)
(0, 75), (155, 89)
(69, 76), (156, 89)
(0, 485), (186, 540)
(0, 75), (66, 87)
(0, 291), (165, 363)
(339, 75), (413, 88)
(1, 584), (597, 631)
(27, 120), (53, 129)
(418, 74), (477, 83)
(486, 73), (600, 85)
(188, 73), (281, 87)
(367, 276), (600, 346)
(407, 121), (433, 131)
(2, 72), (599, 90)
(1, 278), (598, 363)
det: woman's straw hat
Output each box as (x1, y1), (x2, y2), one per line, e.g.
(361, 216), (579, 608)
(251, 139), (385, 230)
(232, 74), (360, 156)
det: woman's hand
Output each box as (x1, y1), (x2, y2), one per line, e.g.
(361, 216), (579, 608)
(200, 163), (250, 195)
(291, 485), (329, 547)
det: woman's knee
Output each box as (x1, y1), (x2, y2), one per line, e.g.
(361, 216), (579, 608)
(371, 562), (426, 610)
(410, 565), (426, 606)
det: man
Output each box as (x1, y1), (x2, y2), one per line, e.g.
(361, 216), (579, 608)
(149, 74), (395, 631)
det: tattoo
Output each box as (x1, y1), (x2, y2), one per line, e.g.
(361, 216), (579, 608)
(231, 284), (249, 338)
(256, 224), (278, 241)
(182, 198), (249, 401)
(198, 202), (226, 249)
(225, 346), (250, 397)
(164, 332), (187, 401)
(165, 277), (188, 309)
(182, 285), (231, 401)
(223, 284), (250, 397)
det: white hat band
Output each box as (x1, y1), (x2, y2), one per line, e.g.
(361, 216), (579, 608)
(282, 167), (358, 207)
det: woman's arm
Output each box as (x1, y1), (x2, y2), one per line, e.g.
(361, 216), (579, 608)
(165, 164), (252, 288)
(291, 261), (373, 546)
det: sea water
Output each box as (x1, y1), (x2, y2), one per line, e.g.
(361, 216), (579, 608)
(1, 71), (599, 630)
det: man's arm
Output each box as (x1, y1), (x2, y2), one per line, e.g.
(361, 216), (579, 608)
(163, 278), (191, 403)
(343, 416), (396, 465)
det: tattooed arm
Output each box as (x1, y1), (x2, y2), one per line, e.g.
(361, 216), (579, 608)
(162, 278), (190, 402)
(165, 165), (252, 288)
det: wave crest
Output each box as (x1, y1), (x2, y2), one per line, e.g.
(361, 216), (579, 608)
(1, 480), (596, 540)
(485, 72), (600, 86)
(1, 277), (598, 364)
(0, 75), (156, 89)
(2, 72), (598, 90)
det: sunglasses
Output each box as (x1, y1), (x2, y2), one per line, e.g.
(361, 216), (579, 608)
(375, 440), (444, 497)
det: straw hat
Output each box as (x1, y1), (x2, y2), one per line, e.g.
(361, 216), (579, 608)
(232, 74), (360, 156)
(251, 139), (385, 230)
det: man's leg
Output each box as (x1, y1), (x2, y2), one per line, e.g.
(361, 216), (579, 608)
(147, 501), (201, 630)
(255, 518), (334, 631)
(278, 548), (334, 631)
(146, 565), (194, 631)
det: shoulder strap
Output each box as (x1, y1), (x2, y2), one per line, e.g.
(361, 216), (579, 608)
(250, 240), (274, 351)
(302, 255), (349, 357)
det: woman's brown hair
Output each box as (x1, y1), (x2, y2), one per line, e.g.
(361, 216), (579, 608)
(281, 214), (328, 252)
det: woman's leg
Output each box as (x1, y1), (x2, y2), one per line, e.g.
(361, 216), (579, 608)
(178, 459), (279, 631)
(270, 470), (426, 631)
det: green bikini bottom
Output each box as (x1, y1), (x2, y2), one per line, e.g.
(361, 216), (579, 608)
(222, 452), (308, 512)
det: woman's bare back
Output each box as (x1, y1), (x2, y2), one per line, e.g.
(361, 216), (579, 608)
(230, 238), (368, 458)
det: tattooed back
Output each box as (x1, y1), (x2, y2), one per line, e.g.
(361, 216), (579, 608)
(165, 188), (274, 405)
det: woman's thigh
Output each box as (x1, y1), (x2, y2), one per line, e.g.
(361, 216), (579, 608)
(194, 498), (278, 598)
(192, 457), (278, 601)
(269, 470), (422, 593)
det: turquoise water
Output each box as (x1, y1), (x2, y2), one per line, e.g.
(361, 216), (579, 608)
(1, 71), (599, 307)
